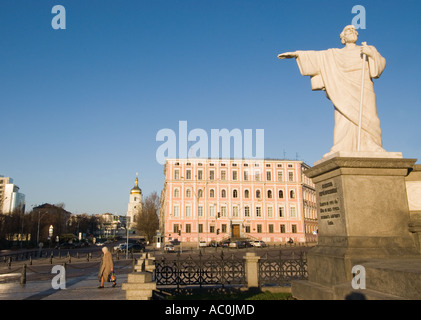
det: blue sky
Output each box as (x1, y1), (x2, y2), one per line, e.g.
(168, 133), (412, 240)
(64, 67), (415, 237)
(1, 0), (420, 215)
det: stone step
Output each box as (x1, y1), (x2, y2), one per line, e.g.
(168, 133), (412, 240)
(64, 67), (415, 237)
(362, 258), (421, 300)
(127, 272), (153, 284)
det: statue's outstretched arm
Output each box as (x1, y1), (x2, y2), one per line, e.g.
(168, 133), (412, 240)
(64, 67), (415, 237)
(277, 52), (299, 59)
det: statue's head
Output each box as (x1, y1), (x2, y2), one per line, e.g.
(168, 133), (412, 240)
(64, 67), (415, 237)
(340, 25), (358, 45)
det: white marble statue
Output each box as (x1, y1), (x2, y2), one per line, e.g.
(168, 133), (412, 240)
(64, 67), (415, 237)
(278, 25), (387, 158)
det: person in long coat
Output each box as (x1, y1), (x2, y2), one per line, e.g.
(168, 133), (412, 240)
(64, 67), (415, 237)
(98, 246), (115, 288)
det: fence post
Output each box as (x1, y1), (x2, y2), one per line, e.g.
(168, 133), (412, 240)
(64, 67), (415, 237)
(20, 264), (27, 286)
(243, 252), (260, 288)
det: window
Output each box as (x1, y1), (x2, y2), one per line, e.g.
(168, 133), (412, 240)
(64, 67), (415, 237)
(289, 171), (294, 182)
(209, 189), (215, 198)
(279, 207), (285, 218)
(199, 224), (203, 233)
(222, 224), (227, 233)
(244, 170), (249, 181)
(267, 207), (273, 218)
(174, 169), (180, 180)
(209, 205), (215, 217)
(233, 189), (238, 198)
(174, 188), (180, 198)
(269, 224), (274, 233)
(256, 190), (261, 199)
(257, 224), (262, 233)
(278, 171), (283, 181)
(185, 206), (191, 217)
(280, 224), (286, 233)
(256, 207), (261, 217)
(221, 170), (226, 180)
(244, 206), (250, 217)
(221, 206), (227, 217)
(290, 190), (295, 199)
(186, 188), (191, 198)
(210, 225), (215, 233)
(209, 170), (215, 180)
(186, 224), (191, 233)
(173, 206), (180, 217)
(232, 170), (238, 180)
(186, 169), (192, 180)
(244, 189), (250, 198)
(255, 170), (260, 181)
(198, 170), (203, 180)
(173, 224), (180, 233)
(245, 226), (251, 233)
(221, 189), (227, 198)
(278, 190), (284, 199)
(266, 171), (271, 181)
(198, 206), (203, 217)
(292, 224), (297, 233)
(198, 189), (203, 198)
(267, 190), (272, 198)
(290, 206), (297, 218)
(233, 206), (239, 217)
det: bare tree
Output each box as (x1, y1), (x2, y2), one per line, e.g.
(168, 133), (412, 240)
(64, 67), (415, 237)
(135, 192), (160, 243)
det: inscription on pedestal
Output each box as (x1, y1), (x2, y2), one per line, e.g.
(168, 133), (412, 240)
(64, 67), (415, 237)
(318, 181), (341, 225)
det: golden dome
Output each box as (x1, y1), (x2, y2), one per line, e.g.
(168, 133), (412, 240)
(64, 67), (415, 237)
(130, 177), (142, 194)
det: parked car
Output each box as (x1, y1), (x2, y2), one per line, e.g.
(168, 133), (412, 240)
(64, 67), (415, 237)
(252, 240), (267, 247)
(56, 242), (75, 250)
(164, 244), (175, 252)
(241, 240), (253, 248)
(220, 240), (230, 248)
(199, 241), (207, 247)
(130, 244), (145, 252)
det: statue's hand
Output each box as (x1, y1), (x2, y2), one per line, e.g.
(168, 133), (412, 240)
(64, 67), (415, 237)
(360, 43), (373, 58)
(277, 52), (298, 59)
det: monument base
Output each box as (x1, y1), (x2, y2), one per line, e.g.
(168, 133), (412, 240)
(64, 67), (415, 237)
(292, 156), (421, 300)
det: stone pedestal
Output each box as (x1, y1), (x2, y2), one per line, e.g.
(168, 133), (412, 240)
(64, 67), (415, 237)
(292, 156), (421, 300)
(122, 254), (157, 300)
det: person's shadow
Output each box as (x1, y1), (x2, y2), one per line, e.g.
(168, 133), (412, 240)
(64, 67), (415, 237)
(345, 292), (366, 300)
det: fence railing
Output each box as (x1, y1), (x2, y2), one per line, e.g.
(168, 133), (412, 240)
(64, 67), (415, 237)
(258, 251), (308, 286)
(155, 251), (245, 290)
(154, 249), (308, 291)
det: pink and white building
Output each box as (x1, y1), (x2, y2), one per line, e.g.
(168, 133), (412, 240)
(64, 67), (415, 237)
(159, 158), (317, 246)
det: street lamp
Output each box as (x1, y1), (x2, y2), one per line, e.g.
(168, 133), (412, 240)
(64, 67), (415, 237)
(36, 210), (47, 248)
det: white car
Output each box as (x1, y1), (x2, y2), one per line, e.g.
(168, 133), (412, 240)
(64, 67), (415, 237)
(199, 241), (208, 247)
(164, 244), (175, 252)
(252, 240), (267, 247)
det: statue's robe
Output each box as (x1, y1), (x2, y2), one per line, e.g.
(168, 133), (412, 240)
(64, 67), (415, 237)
(295, 46), (386, 155)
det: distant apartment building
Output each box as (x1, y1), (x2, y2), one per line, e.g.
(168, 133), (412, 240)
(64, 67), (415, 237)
(0, 175), (25, 214)
(159, 158), (317, 245)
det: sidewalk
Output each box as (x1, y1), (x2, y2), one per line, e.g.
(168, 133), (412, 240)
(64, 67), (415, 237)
(0, 271), (128, 300)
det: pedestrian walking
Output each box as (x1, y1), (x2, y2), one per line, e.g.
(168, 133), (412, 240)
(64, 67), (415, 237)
(98, 246), (116, 288)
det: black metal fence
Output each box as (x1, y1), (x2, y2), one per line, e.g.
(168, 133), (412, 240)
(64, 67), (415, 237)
(154, 249), (308, 291)
(258, 251), (308, 286)
(155, 251), (245, 290)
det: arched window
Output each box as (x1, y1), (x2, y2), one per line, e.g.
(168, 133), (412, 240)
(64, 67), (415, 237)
(209, 189), (215, 198)
(256, 190), (261, 199)
(198, 189), (203, 198)
(174, 188), (180, 198)
(186, 188), (191, 198)
(267, 190), (272, 198)
(222, 189), (227, 198)
(233, 189), (238, 198)
(290, 190), (295, 199)
(244, 189), (250, 198)
(279, 190), (284, 199)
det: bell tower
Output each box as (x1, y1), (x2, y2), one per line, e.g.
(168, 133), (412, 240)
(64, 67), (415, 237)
(127, 173), (142, 229)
